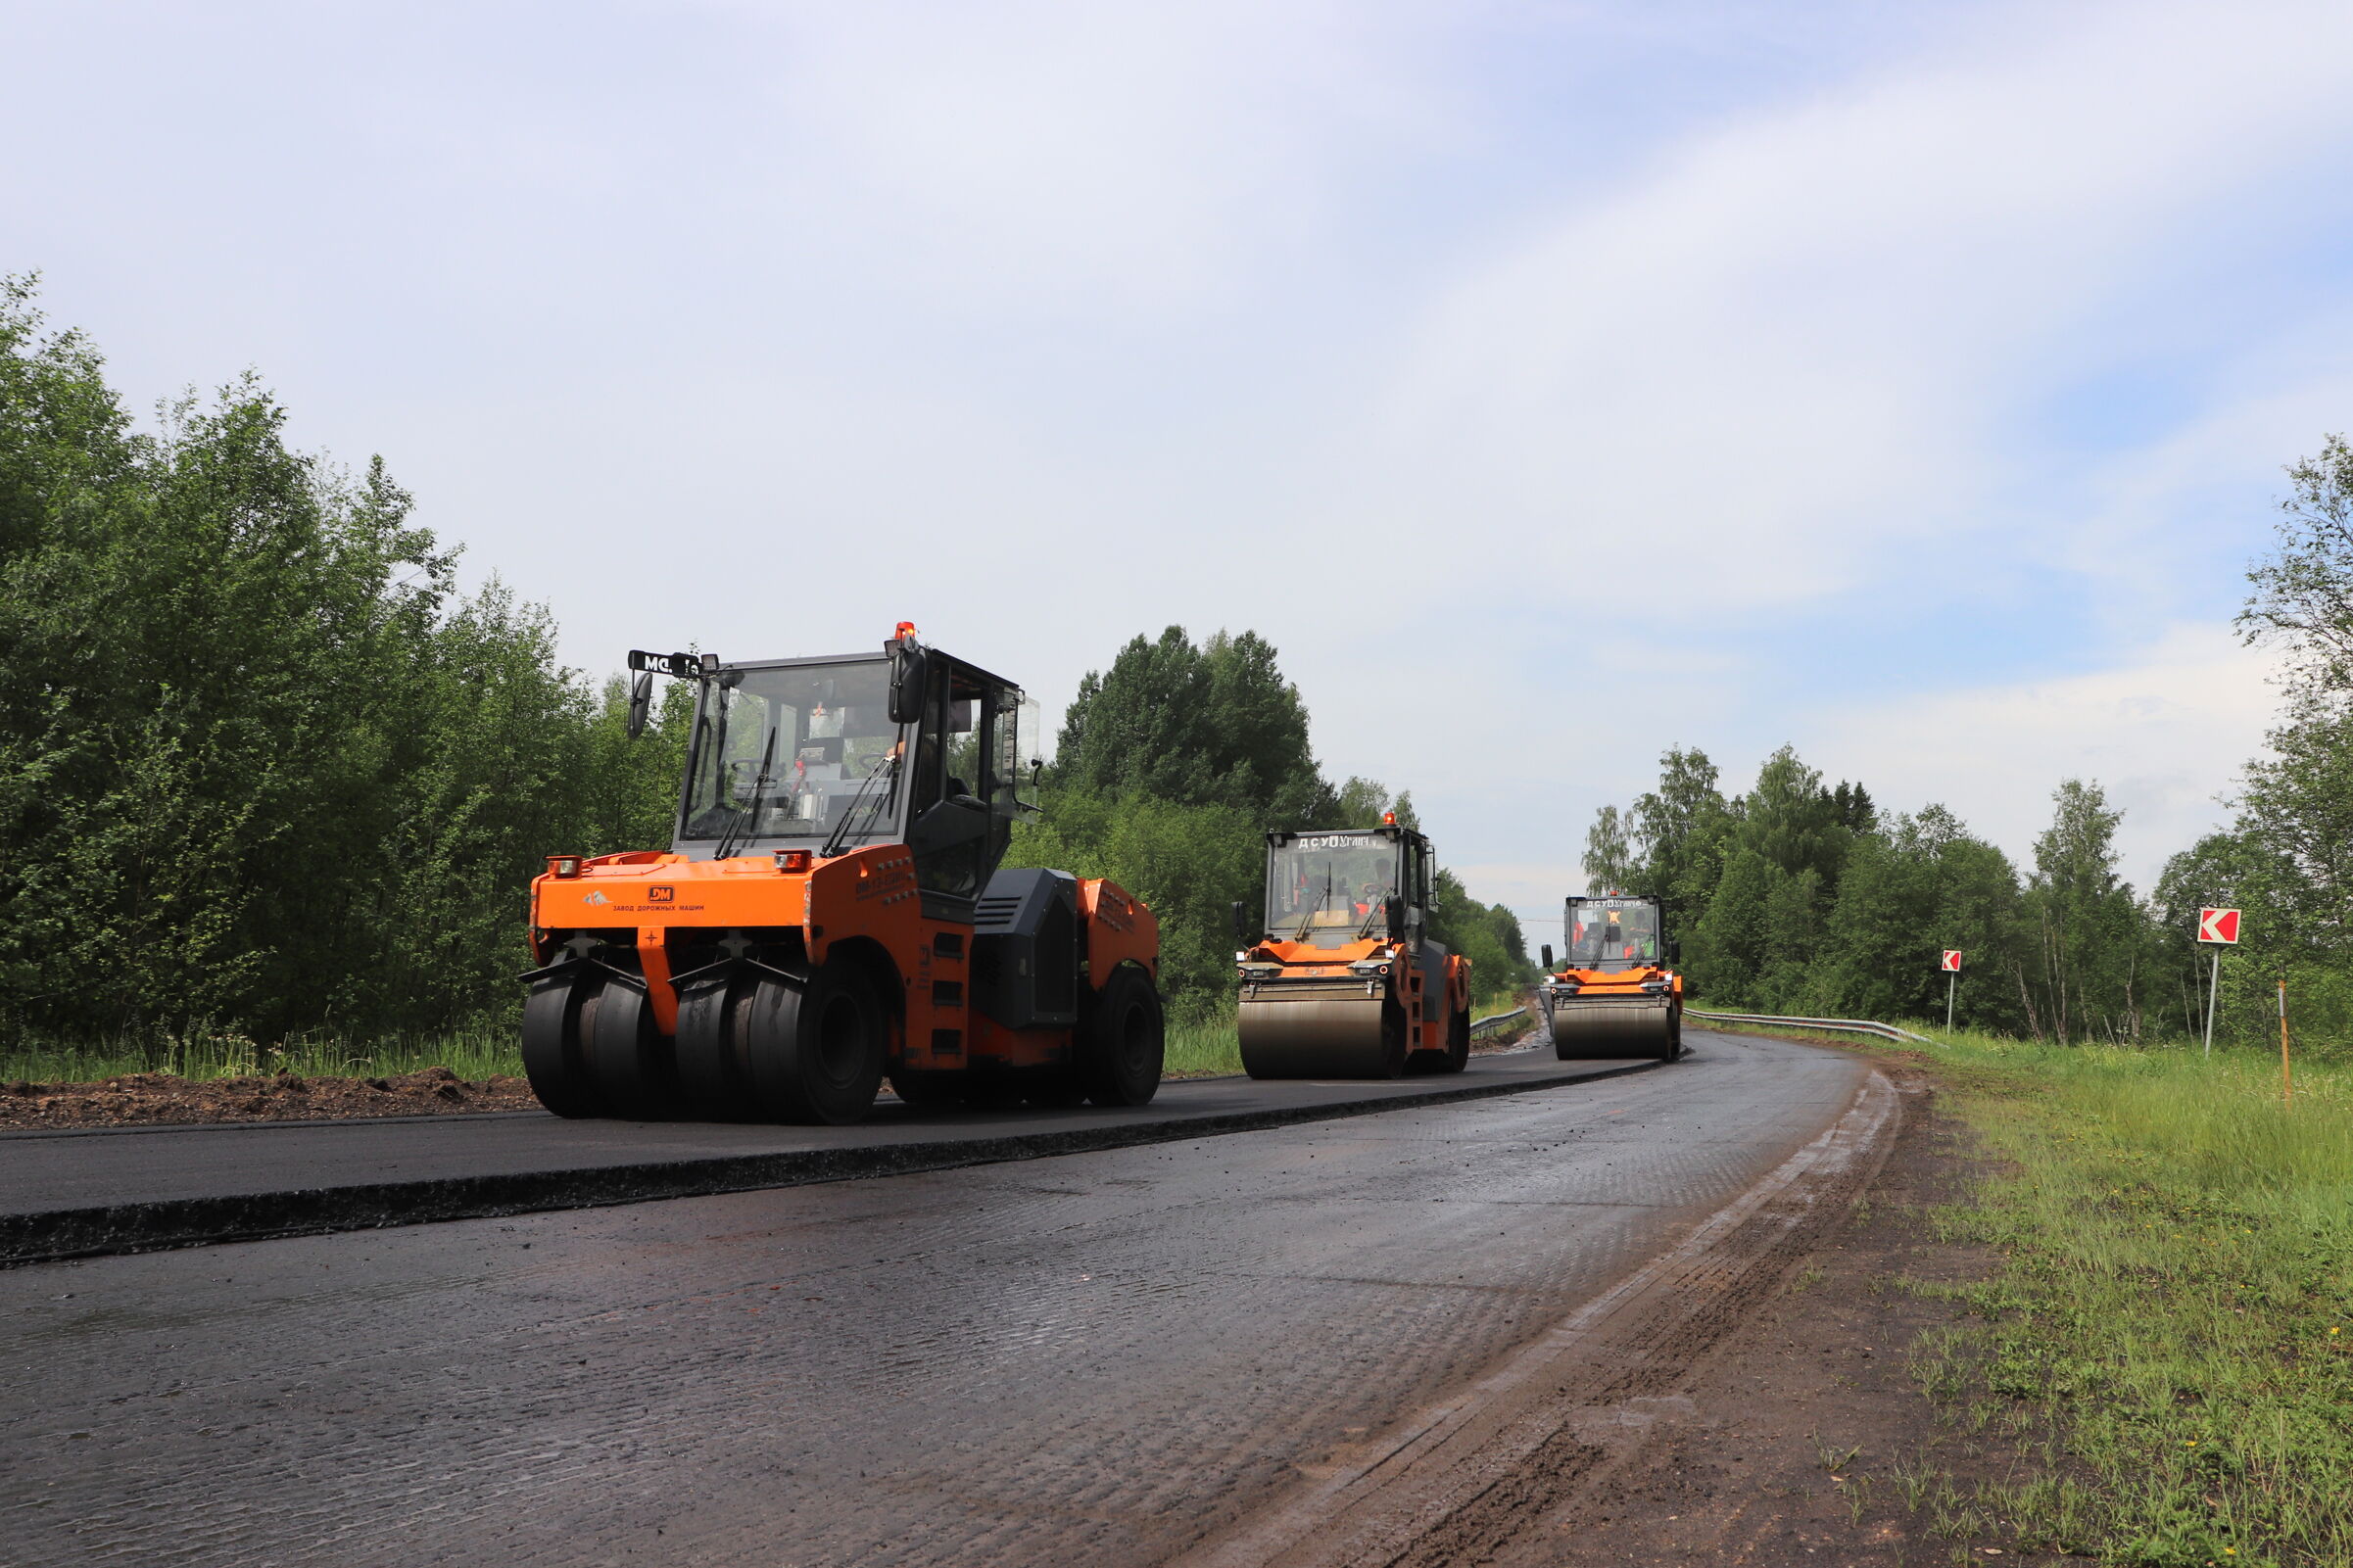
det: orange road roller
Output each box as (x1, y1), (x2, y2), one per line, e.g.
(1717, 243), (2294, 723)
(521, 625), (1165, 1124)
(1234, 819), (1472, 1078)
(1539, 893), (1682, 1061)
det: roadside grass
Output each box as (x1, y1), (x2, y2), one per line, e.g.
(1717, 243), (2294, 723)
(1165, 1017), (1243, 1076)
(0, 1024), (525, 1086)
(1869, 1036), (2353, 1566)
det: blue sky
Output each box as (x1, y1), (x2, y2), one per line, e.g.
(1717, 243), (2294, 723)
(8, 0), (2351, 917)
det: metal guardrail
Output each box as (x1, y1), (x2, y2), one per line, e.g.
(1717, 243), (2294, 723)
(1469, 1006), (1530, 1040)
(1684, 1009), (1937, 1046)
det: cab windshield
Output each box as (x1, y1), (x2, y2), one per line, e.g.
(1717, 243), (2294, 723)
(681, 659), (901, 846)
(1565, 899), (1660, 971)
(1267, 832), (1402, 949)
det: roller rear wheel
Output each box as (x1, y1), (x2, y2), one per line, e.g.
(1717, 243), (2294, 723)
(1079, 965), (1164, 1107)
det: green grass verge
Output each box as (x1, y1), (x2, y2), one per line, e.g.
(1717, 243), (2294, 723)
(1839, 1032), (2353, 1566)
(0, 1025), (526, 1085)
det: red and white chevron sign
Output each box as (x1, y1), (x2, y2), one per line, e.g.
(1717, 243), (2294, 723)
(1940, 950), (1961, 973)
(2197, 908), (2241, 944)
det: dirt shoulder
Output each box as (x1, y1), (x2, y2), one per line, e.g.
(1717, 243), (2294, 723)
(1524, 1043), (2066, 1567)
(0, 1067), (541, 1129)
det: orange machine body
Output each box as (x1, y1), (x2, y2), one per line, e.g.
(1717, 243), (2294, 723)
(529, 847), (1157, 1076)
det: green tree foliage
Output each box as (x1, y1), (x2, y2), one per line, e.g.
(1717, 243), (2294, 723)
(2019, 780), (2156, 1044)
(1820, 807), (2026, 1029)
(1628, 745), (1736, 927)
(0, 280), (684, 1044)
(2155, 433), (2353, 1050)
(1051, 626), (1333, 824)
(1582, 803), (1633, 891)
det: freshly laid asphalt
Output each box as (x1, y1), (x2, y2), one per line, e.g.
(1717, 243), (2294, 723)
(0, 1046), (1660, 1263)
(0, 1030), (1865, 1568)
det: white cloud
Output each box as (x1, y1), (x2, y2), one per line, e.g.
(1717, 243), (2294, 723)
(1811, 622), (2279, 890)
(1345, 0), (2353, 616)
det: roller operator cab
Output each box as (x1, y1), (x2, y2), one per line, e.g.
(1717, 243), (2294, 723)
(1540, 894), (1683, 1062)
(1234, 822), (1472, 1078)
(521, 626), (1166, 1124)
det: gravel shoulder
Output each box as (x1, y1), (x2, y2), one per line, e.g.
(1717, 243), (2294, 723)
(0, 1067), (541, 1128)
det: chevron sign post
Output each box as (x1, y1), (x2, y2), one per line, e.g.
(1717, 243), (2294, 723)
(1939, 950), (1961, 1030)
(2197, 907), (2242, 1058)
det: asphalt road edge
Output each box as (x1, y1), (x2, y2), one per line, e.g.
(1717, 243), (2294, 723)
(1, 1056), (1661, 1267)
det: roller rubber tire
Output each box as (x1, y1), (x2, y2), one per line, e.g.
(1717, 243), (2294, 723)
(674, 971), (757, 1120)
(744, 961), (885, 1124)
(1079, 965), (1164, 1107)
(521, 970), (604, 1118)
(583, 977), (679, 1119)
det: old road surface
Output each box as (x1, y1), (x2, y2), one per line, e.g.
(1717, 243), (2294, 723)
(1, 1030), (1886, 1567)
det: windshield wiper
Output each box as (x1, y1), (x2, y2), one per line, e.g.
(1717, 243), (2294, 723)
(713, 727), (778, 862)
(1292, 868), (1333, 941)
(820, 729), (903, 860)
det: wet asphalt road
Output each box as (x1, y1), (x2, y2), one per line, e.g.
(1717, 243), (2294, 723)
(0, 1031), (1862, 1567)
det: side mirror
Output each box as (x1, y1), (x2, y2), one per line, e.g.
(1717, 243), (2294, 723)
(1666, 938), (1682, 964)
(888, 642), (929, 726)
(625, 671), (653, 739)
(1541, 944), (1555, 972)
(1231, 900), (1248, 945)
(1384, 896), (1405, 939)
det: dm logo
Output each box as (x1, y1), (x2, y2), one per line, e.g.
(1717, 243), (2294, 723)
(583, 890), (609, 906)
(648, 886), (676, 904)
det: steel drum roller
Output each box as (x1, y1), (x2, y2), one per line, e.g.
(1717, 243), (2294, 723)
(1549, 995), (1675, 1060)
(1238, 991), (1401, 1077)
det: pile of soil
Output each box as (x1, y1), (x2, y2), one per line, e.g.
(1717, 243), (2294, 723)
(0, 1067), (541, 1129)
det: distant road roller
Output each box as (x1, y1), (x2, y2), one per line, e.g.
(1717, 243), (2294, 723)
(1539, 894), (1682, 1061)
(520, 625), (1165, 1124)
(1235, 819), (1472, 1078)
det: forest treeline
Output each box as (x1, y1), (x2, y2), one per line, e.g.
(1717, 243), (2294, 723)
(0, 283), (1526, 1043)
(1583, 436), (2353, 1052)
(0, 280), (688, 1042)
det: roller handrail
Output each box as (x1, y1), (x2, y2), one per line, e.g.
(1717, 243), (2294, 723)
(1683, 1008), (1937, 1046)
(1469, 1006), (1529, 1039)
